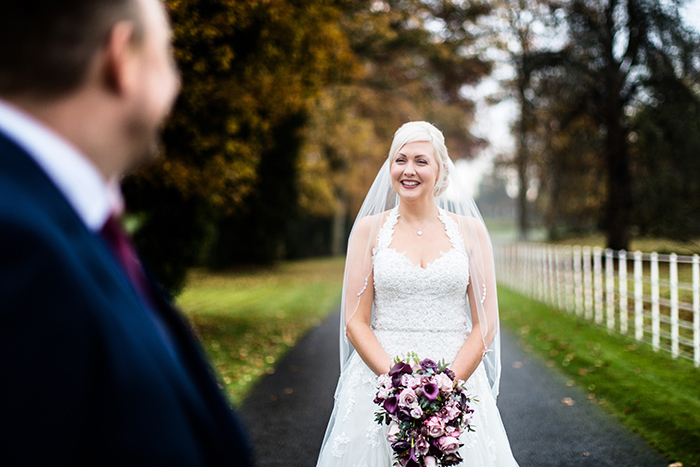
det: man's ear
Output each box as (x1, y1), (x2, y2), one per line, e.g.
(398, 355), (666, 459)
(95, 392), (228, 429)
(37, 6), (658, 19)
(102, 22), (139, 97)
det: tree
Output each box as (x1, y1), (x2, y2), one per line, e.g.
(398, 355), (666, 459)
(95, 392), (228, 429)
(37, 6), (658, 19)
(630, 76), (700, 241)
(299, 0), (494, 252)
(523, 0), (700, 248)
(123, 0), (357, 291)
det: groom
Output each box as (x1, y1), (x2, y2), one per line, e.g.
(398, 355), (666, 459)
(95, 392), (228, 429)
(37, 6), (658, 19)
(0, 0), (252, 465)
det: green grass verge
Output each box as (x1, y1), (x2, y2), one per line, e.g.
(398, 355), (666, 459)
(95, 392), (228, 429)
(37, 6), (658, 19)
(177, 257), (345, 405)
(498, 287), (700, 466)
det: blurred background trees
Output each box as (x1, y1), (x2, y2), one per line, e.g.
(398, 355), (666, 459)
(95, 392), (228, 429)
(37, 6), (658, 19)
(124, 0), (494, 292)
(498, 0), (700, 248)
(123, 0), (700, 293)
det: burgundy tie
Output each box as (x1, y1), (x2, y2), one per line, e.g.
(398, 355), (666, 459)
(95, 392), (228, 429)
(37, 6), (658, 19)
(100, 214), (153, 306)
(100, 214), (180, 360)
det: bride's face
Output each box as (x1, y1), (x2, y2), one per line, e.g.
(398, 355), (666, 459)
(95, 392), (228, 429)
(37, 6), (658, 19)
(390, 141), (439, 202)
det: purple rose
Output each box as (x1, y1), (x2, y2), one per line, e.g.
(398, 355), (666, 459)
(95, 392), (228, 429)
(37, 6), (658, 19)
(383, 396), (398, 414)
(389, 361), (413, 376)
(420, 358), (438, 372)
(423, 382), (439, 401)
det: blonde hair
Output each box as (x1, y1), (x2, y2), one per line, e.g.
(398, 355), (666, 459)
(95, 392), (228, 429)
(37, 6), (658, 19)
(388, 121), (450, 196)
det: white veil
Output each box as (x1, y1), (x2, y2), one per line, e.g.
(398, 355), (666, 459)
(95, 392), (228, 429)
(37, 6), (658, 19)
(320, 121), (501, 458)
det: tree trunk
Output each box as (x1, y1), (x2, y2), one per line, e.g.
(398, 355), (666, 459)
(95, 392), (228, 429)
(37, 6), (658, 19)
(604, 82), (632, 251)
(331, 195), (347, 256)
(517, 76), (529, 241)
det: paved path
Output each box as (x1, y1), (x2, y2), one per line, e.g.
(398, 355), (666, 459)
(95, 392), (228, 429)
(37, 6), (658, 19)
(239, 310), (669, 466)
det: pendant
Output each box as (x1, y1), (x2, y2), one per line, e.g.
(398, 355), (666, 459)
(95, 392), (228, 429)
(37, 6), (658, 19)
(417, 231), (423, 236)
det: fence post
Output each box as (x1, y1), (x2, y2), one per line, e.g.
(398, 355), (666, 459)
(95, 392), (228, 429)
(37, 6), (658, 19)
(583, 246), (593, 320)
(651, 252), (660, 351)
(634, 251), (643, 342)
(606, 248), (615, 332)
(555, 246), (564, 310)
(594, 247), (603, 325)
(619, 250), (628, 335)
(574, 246), (583, 317)
(670, 253), (679, 359)
(526, 244), (533, 297)
(548, 246), (556, 307)
(565, 246), (574, 313)
(694, 254), (699, 368)
(539, 245), (546, 302)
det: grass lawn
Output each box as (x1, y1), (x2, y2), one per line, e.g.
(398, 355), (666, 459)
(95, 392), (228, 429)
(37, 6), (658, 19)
(498, 287), (700, 466)
(177, 257), (345, 405)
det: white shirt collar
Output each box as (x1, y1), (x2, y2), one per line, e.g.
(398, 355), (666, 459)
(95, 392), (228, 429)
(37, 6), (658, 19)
(0, 99), (116, 231)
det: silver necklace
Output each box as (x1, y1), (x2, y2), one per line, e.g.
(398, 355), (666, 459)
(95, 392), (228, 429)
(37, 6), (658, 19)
(400, 211), (437, 236)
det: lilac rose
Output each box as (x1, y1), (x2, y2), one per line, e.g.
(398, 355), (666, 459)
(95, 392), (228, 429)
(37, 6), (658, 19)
(410, 405), (423, 419)
(424, 455), (438, 467)
(437, 435), (460, 455)
(424, 415), (445, 438)
(398, 388), (418, 408)
(415, 435), (430, 456)
(435, 372), (453, 393)
(386, 422), (400, 443)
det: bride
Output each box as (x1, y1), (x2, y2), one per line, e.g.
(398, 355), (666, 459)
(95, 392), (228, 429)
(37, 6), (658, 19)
(316, 121), (519, 466)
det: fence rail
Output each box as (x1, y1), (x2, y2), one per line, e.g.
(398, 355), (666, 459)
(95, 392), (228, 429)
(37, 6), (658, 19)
(494, 243), (700, 367)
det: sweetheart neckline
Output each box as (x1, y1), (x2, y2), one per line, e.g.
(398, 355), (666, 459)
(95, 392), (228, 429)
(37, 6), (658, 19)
(383, 246), (458, 271)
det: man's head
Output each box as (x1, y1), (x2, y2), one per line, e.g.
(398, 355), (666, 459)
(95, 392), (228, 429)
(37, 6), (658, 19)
(0, 0), (180, 179)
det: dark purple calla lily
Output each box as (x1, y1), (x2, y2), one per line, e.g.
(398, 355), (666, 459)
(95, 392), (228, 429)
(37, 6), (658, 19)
(442, 453), (463, 466)
(391, 439), (411, 453)
(406, 446), (420, 467)
(398, 408), (412, 422)
(389, 361), (413, 376)
(383, 396), (398, 414)
(423, 383), (439, 401)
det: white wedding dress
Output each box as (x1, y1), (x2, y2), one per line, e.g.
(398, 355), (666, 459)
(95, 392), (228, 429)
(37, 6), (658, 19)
(317, 206), (519, 467)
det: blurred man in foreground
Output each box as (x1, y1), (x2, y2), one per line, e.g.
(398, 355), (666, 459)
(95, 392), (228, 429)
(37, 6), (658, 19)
(0, 0), (252, 464)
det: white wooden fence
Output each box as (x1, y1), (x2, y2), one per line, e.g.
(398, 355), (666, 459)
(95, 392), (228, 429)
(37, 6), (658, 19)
(494, 243), (700, 367)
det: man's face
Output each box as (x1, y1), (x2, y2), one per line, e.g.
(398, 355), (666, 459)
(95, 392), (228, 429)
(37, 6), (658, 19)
(126, 0), (180, 169)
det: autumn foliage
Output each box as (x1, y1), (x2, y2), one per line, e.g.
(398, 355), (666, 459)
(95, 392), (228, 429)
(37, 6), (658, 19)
(124, 0), (493, 292)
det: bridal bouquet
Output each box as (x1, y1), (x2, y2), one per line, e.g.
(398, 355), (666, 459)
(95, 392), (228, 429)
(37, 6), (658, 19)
(374, 354), (475, 467)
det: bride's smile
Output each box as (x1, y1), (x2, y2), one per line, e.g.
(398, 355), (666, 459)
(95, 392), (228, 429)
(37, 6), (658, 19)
(390, 140), (439, 201)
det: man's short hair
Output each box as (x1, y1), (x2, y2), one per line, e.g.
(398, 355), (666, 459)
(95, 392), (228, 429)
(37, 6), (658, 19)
(0, 0), (144, 98)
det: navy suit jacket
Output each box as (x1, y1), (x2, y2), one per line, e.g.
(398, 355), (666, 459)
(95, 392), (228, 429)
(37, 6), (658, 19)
(0, 132), (253, 466)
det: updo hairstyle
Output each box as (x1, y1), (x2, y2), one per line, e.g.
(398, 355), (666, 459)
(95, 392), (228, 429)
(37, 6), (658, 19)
(388, 121), (450, 197)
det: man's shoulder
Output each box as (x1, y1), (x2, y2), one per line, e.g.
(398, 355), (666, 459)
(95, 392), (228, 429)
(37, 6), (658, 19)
(0, 133), (72, 232)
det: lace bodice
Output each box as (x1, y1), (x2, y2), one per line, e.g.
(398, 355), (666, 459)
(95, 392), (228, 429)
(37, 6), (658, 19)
(370, 206), (471, 363)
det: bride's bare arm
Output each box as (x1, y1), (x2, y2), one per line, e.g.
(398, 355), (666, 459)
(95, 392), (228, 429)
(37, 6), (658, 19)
(450, 283), (491, 381)
(346, 287), (393, 375)
(344, 216), (393, 376)
(450, 219), (498, 382)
